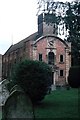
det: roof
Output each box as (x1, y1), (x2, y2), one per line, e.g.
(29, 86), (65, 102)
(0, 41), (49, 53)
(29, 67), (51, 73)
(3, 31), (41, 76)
(4, 33), (70, 55)
(4, 32), (38, 55)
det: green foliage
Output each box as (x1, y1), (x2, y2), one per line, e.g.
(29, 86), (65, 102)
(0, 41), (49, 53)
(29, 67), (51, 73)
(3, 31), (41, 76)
(44, 13), (58, 25)
(11, 60), (52, 104)
(68, 66), (80, 88)
(38, 1), (80, 66)
(65, 2), (80, 65)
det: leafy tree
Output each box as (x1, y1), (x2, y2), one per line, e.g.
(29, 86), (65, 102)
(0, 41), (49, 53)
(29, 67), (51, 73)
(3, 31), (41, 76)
(11, 60), (52, 104)
(68, 66), (80, 88)
(64, 1), (80, 65)
(37, 1), (68, 32)
(37, 0), (80, 66)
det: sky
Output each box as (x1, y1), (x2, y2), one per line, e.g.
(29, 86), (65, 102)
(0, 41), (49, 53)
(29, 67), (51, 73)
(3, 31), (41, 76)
(0, 0), (73, 55)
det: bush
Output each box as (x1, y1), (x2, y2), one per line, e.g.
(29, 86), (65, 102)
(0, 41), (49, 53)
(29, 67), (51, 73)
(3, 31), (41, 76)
(68, 66), (80, 88)
(11, 60), (52, 103)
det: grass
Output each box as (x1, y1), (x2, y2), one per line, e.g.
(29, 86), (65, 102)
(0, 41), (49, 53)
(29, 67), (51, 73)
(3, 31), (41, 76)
(0, 88), (79, 119)
(34, 88), (79, 119)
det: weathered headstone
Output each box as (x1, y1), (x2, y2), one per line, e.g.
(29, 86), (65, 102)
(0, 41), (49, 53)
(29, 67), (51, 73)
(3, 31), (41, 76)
(0, 79), (9, 106)
(2, 85), (34, 119)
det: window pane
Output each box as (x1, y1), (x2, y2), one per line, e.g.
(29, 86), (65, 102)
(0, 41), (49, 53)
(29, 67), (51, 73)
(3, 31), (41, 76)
(48, 52), (54, 65)
(60, 55), (63, 62)
(60, 70), (63, 76)
(39, 54), (42, 61)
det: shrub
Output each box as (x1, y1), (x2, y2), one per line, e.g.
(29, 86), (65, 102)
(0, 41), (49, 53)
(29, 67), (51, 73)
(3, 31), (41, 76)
(68, 66), (80, 88)
(11, 60), (52, 103)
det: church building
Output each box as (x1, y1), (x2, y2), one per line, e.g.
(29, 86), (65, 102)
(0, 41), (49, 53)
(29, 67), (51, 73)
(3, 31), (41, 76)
(2, 14), (71, 89)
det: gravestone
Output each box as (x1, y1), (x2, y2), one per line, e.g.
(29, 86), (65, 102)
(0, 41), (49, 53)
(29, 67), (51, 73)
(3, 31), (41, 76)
(2, 85), (34, 119)
(0, 79), (9, 106)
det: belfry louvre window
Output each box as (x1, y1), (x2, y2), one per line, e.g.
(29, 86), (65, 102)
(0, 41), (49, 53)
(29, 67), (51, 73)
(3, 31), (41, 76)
(39, 54), (42, 61)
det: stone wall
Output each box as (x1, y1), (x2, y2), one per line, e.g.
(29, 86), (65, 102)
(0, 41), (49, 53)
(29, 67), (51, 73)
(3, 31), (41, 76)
(65, 46), (71, 83)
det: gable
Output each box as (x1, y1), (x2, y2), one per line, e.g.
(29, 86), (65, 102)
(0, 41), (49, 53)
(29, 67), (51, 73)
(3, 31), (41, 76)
(33, 34), (69, 48)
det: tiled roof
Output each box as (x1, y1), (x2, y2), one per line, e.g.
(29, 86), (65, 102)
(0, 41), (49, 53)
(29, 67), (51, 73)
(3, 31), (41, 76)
(4, 32), (38, 54)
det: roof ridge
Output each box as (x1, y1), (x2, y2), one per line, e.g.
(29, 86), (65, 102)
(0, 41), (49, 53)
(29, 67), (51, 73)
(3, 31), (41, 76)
(3, 32), (37, 54)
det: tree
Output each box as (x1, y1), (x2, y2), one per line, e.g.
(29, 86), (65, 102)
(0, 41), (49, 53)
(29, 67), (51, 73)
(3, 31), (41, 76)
(10, 60), (52, 104)
(37, 0), (68, 34)
(37, 0), (80, 66)
(64, 1), (80, 65)
(68, 66), (80, 88)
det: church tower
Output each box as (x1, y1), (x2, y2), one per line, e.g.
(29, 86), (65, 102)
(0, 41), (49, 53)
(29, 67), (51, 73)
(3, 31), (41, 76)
(38, 13), (58, 37)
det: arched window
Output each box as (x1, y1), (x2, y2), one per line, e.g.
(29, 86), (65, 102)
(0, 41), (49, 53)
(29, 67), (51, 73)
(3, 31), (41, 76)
(48, 52), (54, 65)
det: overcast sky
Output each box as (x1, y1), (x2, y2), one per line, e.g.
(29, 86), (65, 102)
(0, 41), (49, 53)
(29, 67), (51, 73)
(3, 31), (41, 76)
(0, 0), (73, 54)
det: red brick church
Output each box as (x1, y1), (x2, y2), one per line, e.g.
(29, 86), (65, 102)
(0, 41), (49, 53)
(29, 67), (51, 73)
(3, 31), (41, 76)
(2, 14), (71, 89)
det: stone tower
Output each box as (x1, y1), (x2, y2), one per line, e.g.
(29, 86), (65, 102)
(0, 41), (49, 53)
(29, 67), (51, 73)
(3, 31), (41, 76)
(38, 13), (58, 37)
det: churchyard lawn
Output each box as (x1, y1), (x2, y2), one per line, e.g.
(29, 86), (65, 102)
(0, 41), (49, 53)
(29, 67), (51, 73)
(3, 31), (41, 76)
(0, 88), (79, 119)
(34, 88), (79, 119)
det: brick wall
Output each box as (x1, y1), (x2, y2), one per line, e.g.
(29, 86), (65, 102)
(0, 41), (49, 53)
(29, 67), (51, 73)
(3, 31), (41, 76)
(32, 36), (71, 86)
(2, 35), (71, 86)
